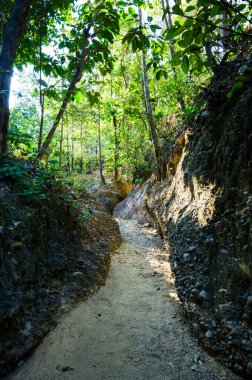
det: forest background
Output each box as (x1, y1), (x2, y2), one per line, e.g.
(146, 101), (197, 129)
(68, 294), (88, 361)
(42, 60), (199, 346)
(0, 0), (251, 185)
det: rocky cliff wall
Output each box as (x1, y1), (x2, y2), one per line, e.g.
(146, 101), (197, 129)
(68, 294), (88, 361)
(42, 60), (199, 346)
(145, 55), (252, 378)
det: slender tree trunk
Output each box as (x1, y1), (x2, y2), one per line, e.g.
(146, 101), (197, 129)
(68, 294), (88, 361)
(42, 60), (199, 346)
(38, 26), (44, 150)
(0, 0), (31, 152)
(139, 8), (162, 180)
(113, 114), (119, 180)
(66, 112), (70, 171)
(71, 122), (74, 171)
(80, 122), (83, 172)
(98, 99), (105, 184)
(38, 94), (45, 150)
(59, 113), (64, 168)
(36, 0), (105, 160)
(59, 79), (64, 168)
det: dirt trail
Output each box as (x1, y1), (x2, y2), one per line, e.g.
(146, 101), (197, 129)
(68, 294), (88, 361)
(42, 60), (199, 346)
(8, 219), (240, 380)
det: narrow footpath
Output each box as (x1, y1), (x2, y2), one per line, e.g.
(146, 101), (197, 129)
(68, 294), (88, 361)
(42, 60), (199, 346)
(8, 219), (240, 380)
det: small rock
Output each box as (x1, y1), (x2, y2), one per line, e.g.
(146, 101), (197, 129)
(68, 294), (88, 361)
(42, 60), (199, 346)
(39, 288), (49, 298)
(205, 330), (213, 339)
(234, 364), (243, 374)
(183, 253), (190, 262)
(195, 282), (202, 290)
(135, 344), (145, 353)
(218, 288), (227, 294)
(246, 362), (252, 375)
(200, 110), (210, 117)
(23, 322), (33, 337)
(25, 289), (35, 301)
(220, 249), (229, 255)
(72, 272), (83, 277)
(211, 320), (217, 328)
(242, 295), (252, 323)
(190, 289), (200, 303)
(204, 236), (215, 248)
(230, 326), (243, 339)
(202, 267), (209, 275)
(188, 245), (196, 252)
(62, 366), (74, 372)
(219, 303), (241, 320)
(193, 323), (201, 331)
(13, 221), (25, 235)
(199, 290), (212, 302)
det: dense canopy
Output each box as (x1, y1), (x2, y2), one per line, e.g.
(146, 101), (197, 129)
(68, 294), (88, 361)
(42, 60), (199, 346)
(0, 0), (251, 180)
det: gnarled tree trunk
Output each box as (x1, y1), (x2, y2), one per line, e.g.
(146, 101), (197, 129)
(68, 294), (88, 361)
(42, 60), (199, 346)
(0, 0), (31, 152)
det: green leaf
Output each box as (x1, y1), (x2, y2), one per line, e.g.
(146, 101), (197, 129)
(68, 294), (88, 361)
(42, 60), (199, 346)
(210, 4), (221, 17)
(150, 25), (162, 33)
(181, 55), (189, 74)
(117, 1), (128, 6)
(128, 6), (136, 15)
(74, 91), (83, 103)
(185, 5), (195, 12)
(197, 0), (211, 7)
(100, 29), (114, 43)
(227, 81), (244, 98)
(172, 4), (184, 16)
(181, 30), (194, 46)
(132, 36), (140, 52)
(164, 26), (184, 40)
(38, 79), (48, 88)
(237, 4), (247, 12)
(195, 31), (204, 44)
(156, 69), (167, 80)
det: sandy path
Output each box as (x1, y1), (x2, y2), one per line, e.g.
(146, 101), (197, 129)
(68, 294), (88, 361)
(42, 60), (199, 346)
(8, 219), (240, 380)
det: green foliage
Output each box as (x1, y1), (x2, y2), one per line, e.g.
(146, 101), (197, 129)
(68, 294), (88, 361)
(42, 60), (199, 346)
(0, 155), (52, 202)
(4, 0), (251, 185)
(134, 177), (145, 184)
(122, 27), (150, 52)
(162, 0), (252, 74)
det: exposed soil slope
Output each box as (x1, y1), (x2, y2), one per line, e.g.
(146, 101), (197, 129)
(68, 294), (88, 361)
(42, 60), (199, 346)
(8, 219), (240, 380)
(0, 169), (121, 377)
(144, 55), (252, 377)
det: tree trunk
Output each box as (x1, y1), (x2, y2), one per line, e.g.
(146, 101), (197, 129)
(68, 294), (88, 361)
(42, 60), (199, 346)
(80, 122), (83, 172)
(59, 113), (64, 168)
(36, 0), (105, 160)
(38, 26), (44, 151)
(113, 114), (119, 180)
(66, 111), (70, 171)
(139, 8), (163, 180)
(98, 99), (106, 185)
(98, 99), (105, 184)
(71, 122), (74, 171)
(59, 79), (64, 168)
(0, 0), (31, 152)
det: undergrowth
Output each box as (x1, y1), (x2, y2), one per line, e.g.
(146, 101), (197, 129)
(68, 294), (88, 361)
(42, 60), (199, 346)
(0, 154), (93, 224)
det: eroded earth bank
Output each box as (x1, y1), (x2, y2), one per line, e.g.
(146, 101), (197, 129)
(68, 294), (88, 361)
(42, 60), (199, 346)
(7, 219), (240, 380)
(114, 56), (252, 378)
